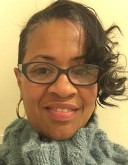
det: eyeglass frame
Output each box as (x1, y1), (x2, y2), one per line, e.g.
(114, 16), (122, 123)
(18, 62), (103, 86)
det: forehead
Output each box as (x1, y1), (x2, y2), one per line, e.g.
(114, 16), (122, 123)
(24, 19), (86, 64)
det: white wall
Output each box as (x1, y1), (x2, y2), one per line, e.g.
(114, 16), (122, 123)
(0, 0), (128, 147)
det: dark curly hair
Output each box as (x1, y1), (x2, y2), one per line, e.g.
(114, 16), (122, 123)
(18, 0), (127, 106)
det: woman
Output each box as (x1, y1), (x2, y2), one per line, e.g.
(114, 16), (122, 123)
(0, 0), (128, 164)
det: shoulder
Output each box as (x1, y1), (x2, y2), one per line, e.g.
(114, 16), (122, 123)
(0, 157), (6, 165)
(92, 129), (128, 164)
(0, 119), (33, 164)
(3, 118), (33, 144)
(0, 119), (29, 143)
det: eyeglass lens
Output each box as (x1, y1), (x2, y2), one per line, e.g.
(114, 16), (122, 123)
(21, 62), (100, 85)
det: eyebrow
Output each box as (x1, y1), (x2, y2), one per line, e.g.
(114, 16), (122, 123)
(30, 54), (85, 62)
(71, 55), (85, 62)
(30, 55), (55, 61)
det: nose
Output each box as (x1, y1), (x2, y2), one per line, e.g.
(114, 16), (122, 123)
(48, 74), (77, 98)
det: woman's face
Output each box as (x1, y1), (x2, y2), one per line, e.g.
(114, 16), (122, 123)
(15, 19), (98, 140)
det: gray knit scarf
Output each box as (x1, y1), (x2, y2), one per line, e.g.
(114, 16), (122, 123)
(0, 114), (128, 165)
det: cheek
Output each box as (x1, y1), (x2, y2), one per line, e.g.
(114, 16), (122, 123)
(78, 84), (98, 104)
(20, 79), (47, 108)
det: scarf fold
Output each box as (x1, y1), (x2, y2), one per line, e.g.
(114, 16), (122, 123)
(0, 113), (128, 165)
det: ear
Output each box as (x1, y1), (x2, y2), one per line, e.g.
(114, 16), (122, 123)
(14, 67), (22, 89)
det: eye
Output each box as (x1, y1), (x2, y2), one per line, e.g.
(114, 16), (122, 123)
(34, 67), (50, 75)
(28, 65), (53, 77)
(75, 69), (88, 75)
(71, 67), (88, 77)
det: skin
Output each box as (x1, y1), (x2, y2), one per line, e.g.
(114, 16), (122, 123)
(14, 19), (97, 140)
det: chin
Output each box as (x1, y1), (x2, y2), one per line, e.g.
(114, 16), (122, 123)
(50, 133), (75, 141)
(39, 127), (78, 141)
(38, 121), (83, 141)
(48, 127), (80, 141)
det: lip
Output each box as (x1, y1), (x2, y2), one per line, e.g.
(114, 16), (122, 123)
(43, 102), (80, 121)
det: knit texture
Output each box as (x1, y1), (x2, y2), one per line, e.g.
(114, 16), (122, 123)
(0, 114), (128, 165)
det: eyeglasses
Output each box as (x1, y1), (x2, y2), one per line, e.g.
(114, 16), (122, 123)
(18, 62), (102, 86)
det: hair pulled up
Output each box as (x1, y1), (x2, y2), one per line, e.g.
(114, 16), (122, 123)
(18, 0), (127, 106)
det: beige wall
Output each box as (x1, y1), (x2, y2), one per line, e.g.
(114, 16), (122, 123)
(0, 0), (128, 147)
